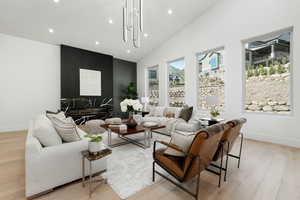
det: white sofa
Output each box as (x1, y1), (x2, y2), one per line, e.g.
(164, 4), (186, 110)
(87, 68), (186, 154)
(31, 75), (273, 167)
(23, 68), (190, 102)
(143, 106), (202, 136)
(25, 117), (107, 198)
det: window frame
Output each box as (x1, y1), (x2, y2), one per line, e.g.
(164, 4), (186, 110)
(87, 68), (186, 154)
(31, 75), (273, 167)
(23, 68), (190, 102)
(145, 65), (160, 105)
(241, 27), (294, 116)
(196, 46), (226, 111)
(167, 57), (186, 107)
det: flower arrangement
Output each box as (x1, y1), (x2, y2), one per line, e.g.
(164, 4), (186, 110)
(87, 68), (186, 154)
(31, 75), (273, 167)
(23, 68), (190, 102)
(120, 99), (143, 113)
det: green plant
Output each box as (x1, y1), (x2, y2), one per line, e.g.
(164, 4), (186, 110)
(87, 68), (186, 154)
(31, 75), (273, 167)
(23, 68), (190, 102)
(210, 109), (220, 118)
(247, 70), (254, 78)
(281, 57), (288, 65)
(259, 66), (268, 76)
(84, 134), (102, 142)
(121, 82), (138, 100)
(269, 66), (276, 75)
(254, 68), (260, 76)
(277, 64), (286, 74)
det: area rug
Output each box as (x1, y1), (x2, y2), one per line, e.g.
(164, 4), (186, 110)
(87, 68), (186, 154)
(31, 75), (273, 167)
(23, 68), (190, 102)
(101, 132), (170, 199)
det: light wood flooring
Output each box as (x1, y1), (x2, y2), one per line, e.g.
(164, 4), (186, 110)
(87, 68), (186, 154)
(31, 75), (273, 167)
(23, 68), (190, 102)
(0, 131), (300, 200)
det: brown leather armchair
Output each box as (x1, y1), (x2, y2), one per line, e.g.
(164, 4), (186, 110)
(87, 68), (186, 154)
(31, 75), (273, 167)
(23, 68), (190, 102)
(152, 123), (230, 200)
(211, 118), (247, 182)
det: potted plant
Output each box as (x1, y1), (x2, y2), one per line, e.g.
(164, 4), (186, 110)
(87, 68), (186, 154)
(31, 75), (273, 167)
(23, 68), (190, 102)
(85, 133), (103, 155)
(210, 108), (220, 120)
(120, 99), (143, 128)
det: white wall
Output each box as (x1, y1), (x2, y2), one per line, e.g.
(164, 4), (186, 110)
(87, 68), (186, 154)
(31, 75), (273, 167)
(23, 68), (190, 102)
(137, 0), (300, 147)
(0, 34), (60, 132)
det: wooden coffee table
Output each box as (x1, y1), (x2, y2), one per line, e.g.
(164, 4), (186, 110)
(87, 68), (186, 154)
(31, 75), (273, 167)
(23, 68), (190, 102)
(101, 124), (165, 149)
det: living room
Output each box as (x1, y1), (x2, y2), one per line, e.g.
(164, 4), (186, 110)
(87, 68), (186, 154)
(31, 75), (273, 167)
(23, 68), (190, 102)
(0, 0), (299, 200)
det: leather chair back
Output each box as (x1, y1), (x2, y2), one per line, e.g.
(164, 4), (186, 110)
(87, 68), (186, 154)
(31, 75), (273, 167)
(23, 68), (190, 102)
(183, 123), (230, 181)
(213, 118), (247, 161)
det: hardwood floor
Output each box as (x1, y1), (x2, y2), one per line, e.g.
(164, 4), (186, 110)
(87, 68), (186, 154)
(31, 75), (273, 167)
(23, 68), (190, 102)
(0, 131), (299, 200)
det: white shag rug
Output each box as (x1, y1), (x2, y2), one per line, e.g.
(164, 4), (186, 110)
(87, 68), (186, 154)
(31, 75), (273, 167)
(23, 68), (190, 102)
(101, 132), (170, 199)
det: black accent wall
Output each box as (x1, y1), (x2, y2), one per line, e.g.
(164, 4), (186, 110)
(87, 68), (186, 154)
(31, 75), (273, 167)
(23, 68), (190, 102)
(60, 45), (136, 115)
(113, 58), (137, 116)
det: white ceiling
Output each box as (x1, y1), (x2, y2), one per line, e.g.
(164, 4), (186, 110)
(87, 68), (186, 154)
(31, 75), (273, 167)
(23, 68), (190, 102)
(0, 0), (218, 62)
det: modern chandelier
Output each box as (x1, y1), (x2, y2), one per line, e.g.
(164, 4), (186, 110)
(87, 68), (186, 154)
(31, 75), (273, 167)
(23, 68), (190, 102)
(123, 0), (143, 48)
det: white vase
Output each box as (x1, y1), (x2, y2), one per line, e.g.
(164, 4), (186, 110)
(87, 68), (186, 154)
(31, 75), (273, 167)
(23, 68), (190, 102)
(88, 141), (103, 153)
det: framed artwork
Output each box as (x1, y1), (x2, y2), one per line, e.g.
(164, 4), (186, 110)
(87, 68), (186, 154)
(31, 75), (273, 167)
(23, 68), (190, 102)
(79, 69), (101, 96)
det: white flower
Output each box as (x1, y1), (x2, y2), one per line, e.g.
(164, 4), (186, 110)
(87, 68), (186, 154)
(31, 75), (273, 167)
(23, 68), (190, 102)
(120, 99), (143, 112)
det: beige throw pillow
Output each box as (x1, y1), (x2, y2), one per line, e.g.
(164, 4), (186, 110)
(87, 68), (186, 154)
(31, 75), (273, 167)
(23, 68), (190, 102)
(49, 116), (81, 143)
(164, 130), (196, 157)
(34, 115), (63, 147)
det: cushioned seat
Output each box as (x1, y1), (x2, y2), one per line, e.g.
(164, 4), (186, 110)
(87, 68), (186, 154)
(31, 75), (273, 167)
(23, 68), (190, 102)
(154, 148), (185, 178)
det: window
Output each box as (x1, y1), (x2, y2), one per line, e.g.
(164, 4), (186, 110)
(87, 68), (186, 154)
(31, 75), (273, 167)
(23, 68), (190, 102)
(168, 58), (185, 107)
(147, 66), (159, 106)
(243, 29), (292, 114)
(197, 48), (225, 110)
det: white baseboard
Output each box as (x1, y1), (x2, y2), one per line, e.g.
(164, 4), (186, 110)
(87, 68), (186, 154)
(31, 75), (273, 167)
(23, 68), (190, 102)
(244, 132), (300, 148)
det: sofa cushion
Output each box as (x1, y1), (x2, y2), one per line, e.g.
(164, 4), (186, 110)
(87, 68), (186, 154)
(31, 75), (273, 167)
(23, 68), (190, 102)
(175, 120), (202, 132)
(143, 116), (169, 125)
(155, 148), (185, 178)
(49, 116), (81, 143)
(33, 115), (62, 147)
(164, 107), (182, 118)
(178, 106), (193, 122)
(164, 130), (196, 157)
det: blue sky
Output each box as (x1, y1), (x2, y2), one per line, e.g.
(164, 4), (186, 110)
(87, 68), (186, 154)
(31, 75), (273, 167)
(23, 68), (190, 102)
(169, 59), (185, 70)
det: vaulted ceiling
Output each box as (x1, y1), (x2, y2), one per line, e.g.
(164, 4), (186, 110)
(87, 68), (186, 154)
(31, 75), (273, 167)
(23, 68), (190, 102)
(0, 0), (218, 62)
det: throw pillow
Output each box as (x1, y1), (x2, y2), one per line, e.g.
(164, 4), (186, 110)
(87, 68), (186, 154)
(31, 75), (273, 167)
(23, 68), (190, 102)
(164, 130), (196, 157)
(178, 106), (193, 122)
(154, 106), (165, 117)
(46, 111), (66, 120)
(46, 110), (61, 114)
(49, 116), (81, 143)
(33, 115), (63, 147)
(165, 112), (175, 118)
(164, 107), (182, 118)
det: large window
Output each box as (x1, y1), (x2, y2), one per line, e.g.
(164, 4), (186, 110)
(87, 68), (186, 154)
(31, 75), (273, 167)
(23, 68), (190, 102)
(168, 58), (185, 107)
(243, 29), (292, 114)
(197, 48), (225, 110)
(147, 66), (159, 106)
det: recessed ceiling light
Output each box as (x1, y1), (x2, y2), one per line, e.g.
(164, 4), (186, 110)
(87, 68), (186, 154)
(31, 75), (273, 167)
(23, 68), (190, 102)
(143, 33), (149, 38)
(48, 28), (54, 33)
(95, 41), (99, 45)
(168, 9), (173, 15)
(126, 49), (131, 54)
(108, 19), (113, 24)
(53, 0), (60, 3)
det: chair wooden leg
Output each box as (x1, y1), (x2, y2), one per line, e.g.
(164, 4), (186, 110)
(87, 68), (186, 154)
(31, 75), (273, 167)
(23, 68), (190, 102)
(152, 161), (155, 182)
(195, 173), (200, 200)
(224, 142), (230, 182)
(238, 133), (244, 168)
(218, 143), (224, 187)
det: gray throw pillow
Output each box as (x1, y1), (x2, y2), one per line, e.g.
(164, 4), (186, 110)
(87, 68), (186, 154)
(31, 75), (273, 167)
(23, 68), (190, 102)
(49, 116), (81, 143)
(179, 106), (193, 122)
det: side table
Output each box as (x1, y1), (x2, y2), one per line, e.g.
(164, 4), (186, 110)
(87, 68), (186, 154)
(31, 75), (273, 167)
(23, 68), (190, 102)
(81, 148), (112, 198)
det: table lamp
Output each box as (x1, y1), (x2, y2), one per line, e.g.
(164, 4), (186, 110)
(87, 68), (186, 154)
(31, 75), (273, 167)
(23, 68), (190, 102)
(141, 97), (150, 111)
